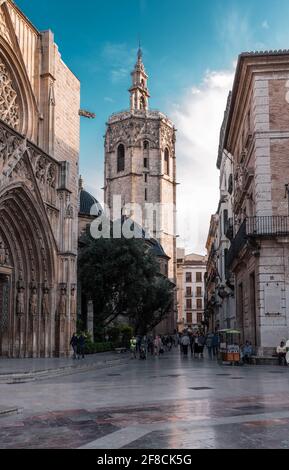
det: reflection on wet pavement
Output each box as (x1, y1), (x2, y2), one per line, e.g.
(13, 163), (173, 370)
(0, 351), (289, 449)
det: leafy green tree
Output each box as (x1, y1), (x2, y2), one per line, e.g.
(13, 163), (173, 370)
(78, 232), (174, 334)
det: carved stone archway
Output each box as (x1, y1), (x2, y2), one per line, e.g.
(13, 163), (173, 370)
(0, 182), (57, 357)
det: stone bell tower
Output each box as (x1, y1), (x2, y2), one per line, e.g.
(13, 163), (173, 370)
(104, 47), (177, 283)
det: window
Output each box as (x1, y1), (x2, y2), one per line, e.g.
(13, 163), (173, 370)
(186, 299), (192, 310)
(144, 140), (149, 150)
(196, 287), (202, 297)
(145, 189), (148, 201)
(186, 313), (193, 324)
(164, 148), (170, 175)
(144, 158), (148, 169)
(117, 144), (125, 173)
(186, 287), (192, 297)
(140, 96), (146, 110)
(197, 313), (203, 324)
(197, 299), (203, 310)
(196, 272), (202, 283)
(186, 272), (192, 283)
(144, 174), (148, 183)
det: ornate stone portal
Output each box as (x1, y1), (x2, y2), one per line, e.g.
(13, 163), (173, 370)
(0, 1), (80, 358)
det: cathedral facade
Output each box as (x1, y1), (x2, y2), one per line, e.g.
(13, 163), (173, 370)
(0, 1), (80, 357)
(104, 49), (177, 283)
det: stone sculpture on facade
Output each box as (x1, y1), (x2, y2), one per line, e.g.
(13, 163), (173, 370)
(58, 285), (67, 317)
(29, 284), (38, 316)
(0, 238), (9, 265)
(16, 283), (25, 316)
(42, 282), (50, 316)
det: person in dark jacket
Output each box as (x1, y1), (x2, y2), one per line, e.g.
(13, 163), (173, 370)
(205, 332), (214, 360)
(78, 333), (86, 359)
(70, 333), (78, 360)
(189, 333), (195, 355)
(198, 333), (206, 358)
(212, 331), (219, 356)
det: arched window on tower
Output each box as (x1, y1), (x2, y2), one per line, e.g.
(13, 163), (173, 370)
(143, 140), (149, 169)
(117, 144), (125, 173)
(164, 148), (170, 175)
(140, 96), (146, 110)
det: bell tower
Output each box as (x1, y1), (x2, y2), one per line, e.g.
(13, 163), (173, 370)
(104, 48), (177, 286)
(129, 47), (150, 112)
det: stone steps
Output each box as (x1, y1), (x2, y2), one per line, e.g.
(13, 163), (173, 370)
(0, 356), (130, 384)
(251, 356), (280, 366)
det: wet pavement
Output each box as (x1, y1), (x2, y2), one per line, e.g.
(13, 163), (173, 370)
(0, 350), (289, 449)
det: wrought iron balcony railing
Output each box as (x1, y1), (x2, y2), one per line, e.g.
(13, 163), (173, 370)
(227, 216), (289, 268)
(247, 216), (289, 237)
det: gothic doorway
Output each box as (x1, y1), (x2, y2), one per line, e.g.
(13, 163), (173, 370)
(0, 271), (11, 356)
(0, 182), (57, 358)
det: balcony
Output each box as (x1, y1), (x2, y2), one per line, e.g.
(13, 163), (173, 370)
(247, 216), (289, 237)
(227, 216), (289, 268)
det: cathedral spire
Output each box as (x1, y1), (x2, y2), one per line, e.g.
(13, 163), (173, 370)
(129, 47), (150, 112)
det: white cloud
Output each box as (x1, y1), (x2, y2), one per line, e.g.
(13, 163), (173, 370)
(102, 42), (137, 83)
(171, 67), (235, 255)
(262, 20), (270, 30)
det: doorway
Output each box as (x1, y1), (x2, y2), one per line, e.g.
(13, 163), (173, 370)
(0, 273), (10, 356)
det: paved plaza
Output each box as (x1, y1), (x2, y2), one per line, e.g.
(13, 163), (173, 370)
(0, 350), (289, 449)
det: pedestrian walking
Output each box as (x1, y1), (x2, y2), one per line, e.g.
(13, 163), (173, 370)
(213, 331), (219, 357)
(140, 336), (148, 360)
(147, 336), (154, 356)
(136, 335), (142, 354)
(130, 336), (137, 359)
(77, 333), (86, 359)
(194, 334), (200, 358)
(181, 334), (190, 356)
(70, 333), (78, 360)
(205, 332), (214, 360)
(154, 336), (162, 356)
(189, 333), (195, 355)
(167, 336), (173, 352)
(198, 332), (206, 358)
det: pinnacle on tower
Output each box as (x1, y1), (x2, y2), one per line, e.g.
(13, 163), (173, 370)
(129, 47), (150, 112)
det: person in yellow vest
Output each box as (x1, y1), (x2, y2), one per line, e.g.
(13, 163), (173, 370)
(130, 337), (137, 359)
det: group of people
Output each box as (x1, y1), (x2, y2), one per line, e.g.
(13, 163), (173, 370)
(241, 339), (289, 366)
(70, 333), (86, 360)
(130, 334), (178, 360)
(179, 331), (219, 358)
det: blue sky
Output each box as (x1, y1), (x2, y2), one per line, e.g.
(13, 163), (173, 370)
(17, 0), (289, 253)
